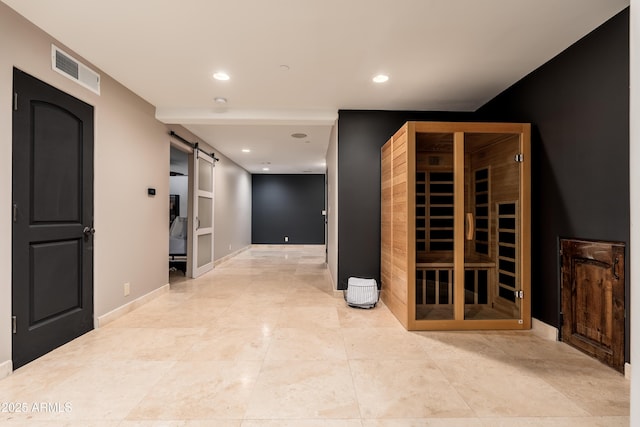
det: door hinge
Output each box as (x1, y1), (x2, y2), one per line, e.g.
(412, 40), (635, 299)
(13, 93), (18, 111)
(13, 204), (17, 222)
(515, 290), (524, 299)
(12, 316), (16, 334)
(514, 153), (524, 163)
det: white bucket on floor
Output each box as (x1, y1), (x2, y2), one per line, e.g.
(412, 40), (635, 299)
(344, 277), (379, 309)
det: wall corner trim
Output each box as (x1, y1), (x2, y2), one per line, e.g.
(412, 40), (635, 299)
(327, 266), (338, 291)
(531, 317), (559, 341)
(96, 284), (170, 328)
(0, 359), (13, 379)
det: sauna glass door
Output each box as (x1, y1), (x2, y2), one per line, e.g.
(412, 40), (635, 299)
(410, 122), (530, 329)
(415, 132), (455, 321)
(463, 133), (522, 321)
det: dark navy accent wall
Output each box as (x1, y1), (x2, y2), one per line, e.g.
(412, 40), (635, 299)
(337, 110), (473, 289)
(252, 174), (325, 244)
(476, 8), (629, 359)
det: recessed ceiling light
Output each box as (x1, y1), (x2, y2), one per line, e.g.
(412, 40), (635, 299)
(291, 133), (307, 139)
(213, 72), (230, 81)
(279, 65), (290, 71)
(262, 167), (269, 171)
(214, 97), (228, 104)
(373, 74), (389, 83)
(242, 149), (250, 153)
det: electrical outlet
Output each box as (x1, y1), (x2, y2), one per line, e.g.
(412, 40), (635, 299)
(228, 244), (232, 250)
(284, 236), (289, 242)
(124, 282), (130, 296)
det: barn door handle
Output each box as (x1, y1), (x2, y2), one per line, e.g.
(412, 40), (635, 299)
(613, 256), (620, 280)
(83, 226), (95, 237)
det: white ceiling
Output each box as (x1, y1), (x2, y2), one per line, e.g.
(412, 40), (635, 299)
(3, 0), (629, 173)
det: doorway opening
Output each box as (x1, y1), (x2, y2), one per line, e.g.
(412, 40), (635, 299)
(169, 144), (190, 284)
(168, 136), (216, 281)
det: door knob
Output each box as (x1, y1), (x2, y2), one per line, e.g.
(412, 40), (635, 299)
(83, 226), (95, 236)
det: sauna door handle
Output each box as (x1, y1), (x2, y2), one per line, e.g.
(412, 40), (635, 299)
(466, 213), (474, 240)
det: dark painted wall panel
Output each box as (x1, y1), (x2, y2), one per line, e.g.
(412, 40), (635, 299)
(476, 8), (629, 360)
(252, 174), (325, 244)
(337, 110), (473, 288)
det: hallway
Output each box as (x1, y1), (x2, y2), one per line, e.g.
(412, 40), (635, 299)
(0, 246), (630, 426)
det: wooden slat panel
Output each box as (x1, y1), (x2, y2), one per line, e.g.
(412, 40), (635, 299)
(381, 124), (411, 328)
(396, 124), (411, 326)
(381, 139), (393, 295)
(416, 151), (453, 170)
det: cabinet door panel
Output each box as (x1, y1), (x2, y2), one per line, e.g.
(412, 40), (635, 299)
(561, 239), (625, 372)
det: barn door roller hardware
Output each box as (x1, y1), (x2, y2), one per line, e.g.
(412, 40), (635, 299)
(169, 131), (219, 162)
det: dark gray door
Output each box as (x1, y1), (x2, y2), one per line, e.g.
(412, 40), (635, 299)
(12, 68), (94, 369)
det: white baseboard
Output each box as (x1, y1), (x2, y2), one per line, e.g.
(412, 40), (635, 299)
(0, 359), (12, 379)
(532, 317), (559, 341)
(96, 284), (170, 328)
(625, 363), (631, 380)
(214, 245), (250, 267)
(250, 244), (326, 249)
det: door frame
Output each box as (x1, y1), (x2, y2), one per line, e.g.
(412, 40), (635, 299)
(169, 138), (193, 276)
(417, 126), (530, 329)
(11, 67), (95, 368)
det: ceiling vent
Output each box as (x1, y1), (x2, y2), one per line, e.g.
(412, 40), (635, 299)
(51, 45), (100, 95)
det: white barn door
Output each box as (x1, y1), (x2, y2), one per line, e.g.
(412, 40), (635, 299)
(190, 150), (214, 277)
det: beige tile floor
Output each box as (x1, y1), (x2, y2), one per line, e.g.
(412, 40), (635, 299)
(0, 245), (630, 426)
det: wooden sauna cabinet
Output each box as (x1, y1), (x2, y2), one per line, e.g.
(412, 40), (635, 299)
(381, 122), (531, 330)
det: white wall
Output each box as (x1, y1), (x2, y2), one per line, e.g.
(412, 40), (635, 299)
(0, 3), (251, 372)
(93, 76), (169, 319)
(212, 151), (252, 259)
(629, 1), (638, 424)
(326, 122), (338, 289)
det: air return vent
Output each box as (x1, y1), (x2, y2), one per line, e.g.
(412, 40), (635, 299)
(51, 45), (100, 95)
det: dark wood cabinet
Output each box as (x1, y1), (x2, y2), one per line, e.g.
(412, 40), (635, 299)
(560, 238), (625, 372)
